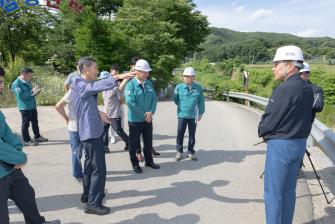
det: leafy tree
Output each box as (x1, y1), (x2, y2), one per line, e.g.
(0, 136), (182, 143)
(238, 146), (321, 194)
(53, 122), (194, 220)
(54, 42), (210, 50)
(79, 0), (123, 17)
(115, 0), (209, 88)
(0, 6), (55, 64)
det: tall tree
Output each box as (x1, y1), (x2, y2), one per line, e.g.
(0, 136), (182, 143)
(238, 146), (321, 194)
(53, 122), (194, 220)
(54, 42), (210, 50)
(79, 0), (123, 17)
(115, 0), (209, 88)
(0, 6), (55, 63)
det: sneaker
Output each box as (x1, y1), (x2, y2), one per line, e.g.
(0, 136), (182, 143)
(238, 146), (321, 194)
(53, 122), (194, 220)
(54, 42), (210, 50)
(42, 220), (61, 224)
(110, 136), (116, 144)
(188, 154), (198, 161)
(35, 136), (48, 143)
(24, 141), (38, 146)
(175, 152), (182, 161)
(136, 153), (144, 162)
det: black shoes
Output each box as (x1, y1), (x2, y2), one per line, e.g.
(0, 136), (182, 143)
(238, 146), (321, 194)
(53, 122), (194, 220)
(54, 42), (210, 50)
(145, 162), (160, 169)
(132, 165), (143, 173)
(84, 205), (111, 215)
(81, 194), (88, 203)
(151, 148), (160, 156)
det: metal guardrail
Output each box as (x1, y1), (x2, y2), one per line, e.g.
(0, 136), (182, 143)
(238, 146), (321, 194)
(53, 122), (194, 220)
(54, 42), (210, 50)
(223, 91), (335, 164)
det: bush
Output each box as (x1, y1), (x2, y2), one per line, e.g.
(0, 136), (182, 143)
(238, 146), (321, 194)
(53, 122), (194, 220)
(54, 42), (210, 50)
(0, 64), (66, 107)
(317, 104), (335, 128)
(184, 58), (215, 73)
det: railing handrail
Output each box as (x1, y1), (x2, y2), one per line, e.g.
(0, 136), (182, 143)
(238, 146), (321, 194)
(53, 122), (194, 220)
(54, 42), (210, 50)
(222, 91), (335, 164)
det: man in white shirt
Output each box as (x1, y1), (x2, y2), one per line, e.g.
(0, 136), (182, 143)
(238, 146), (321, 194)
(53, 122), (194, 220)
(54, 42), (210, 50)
(55, 90), (83, 179)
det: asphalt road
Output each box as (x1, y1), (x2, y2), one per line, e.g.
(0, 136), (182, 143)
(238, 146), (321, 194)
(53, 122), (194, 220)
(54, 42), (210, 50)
(2, 101), (314, 224)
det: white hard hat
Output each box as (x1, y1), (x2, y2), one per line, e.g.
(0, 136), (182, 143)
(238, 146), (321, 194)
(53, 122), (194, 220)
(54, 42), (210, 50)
(273, 46), (304, 68)
(183, 67), (196, 76)
(135, 59), (151, 72)
(300, 62), (310, 72)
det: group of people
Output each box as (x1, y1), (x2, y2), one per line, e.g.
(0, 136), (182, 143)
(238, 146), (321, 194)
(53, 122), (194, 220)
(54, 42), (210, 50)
(0, 67), (60, 224)
(0, 44), (324, 224)
(0, 55), (205, 222)
(54, 57), (205, 215)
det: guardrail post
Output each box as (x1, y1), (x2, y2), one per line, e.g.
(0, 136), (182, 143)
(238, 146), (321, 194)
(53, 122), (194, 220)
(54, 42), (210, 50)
(245, 100), (250, 107)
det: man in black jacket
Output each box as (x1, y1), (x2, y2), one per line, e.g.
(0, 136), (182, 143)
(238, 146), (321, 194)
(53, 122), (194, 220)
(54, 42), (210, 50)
(300, 62), (324, 121)
(258, 46), (314, 224)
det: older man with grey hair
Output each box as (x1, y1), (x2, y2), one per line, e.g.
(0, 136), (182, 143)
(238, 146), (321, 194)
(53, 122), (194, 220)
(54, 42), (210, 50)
(258, 46), (314, 224)
(70, 57), (134, 215)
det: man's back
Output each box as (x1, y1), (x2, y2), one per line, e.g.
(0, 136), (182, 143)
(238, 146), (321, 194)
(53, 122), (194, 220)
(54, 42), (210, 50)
(259, 73), (314, 140)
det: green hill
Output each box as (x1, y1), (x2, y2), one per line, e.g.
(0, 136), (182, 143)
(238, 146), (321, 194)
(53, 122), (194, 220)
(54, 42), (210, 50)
(198, 27), (335, 63)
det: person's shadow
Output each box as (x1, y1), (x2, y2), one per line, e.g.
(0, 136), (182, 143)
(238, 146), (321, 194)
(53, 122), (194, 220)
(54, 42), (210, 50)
(107, 180), (263, 212)
(153, 133), (177, 140)
(8, 193), (83, 213)
(111, 213), (200, 224)
(107, 147), (265, 181)
(8, 180), (263, 214)
(301, 165), (335, 204)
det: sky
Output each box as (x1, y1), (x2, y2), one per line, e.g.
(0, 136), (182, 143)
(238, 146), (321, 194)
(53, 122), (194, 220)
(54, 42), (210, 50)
(193, 0), (335, 38)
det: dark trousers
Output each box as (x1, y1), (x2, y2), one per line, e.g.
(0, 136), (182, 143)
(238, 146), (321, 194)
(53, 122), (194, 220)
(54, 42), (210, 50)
(110, 117), (129, 147)
(20, 109), (41, 142)
(0, 169), (45, 224)
(136, 122), (154, 154)
(102, 123), (110, 149)
(176, 117), (197, 154)
(82, 137), (106, 208)
(128, 121), (154, 167)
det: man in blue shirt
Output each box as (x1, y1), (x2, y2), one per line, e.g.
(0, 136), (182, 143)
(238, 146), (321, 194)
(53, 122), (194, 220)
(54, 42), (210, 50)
(0, 66), (60, 224)
(11, 68), (48, 146)
(71, 57), (134, 215)
(125, 59), (160, 174)
(173, 67), (205, 161)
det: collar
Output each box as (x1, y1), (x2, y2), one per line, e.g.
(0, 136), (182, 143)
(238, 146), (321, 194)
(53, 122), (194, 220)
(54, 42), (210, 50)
(182, 82), (194, 89)
(19, 77), (28, 84)
(135, 77), (144, 85)
(134, 77), (148, 88)
(286, 73), (302, 82)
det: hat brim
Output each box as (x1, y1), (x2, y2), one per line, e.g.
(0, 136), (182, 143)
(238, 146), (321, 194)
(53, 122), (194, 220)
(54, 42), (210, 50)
(136, 69), (152, 72)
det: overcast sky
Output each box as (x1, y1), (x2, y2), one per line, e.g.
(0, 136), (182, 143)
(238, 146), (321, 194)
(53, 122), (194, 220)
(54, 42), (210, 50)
(193, 0), (335, 38)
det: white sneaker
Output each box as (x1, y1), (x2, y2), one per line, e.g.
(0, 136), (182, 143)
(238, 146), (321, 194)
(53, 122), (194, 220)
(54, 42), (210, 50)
(175, 152), (182, 161)
(188, 154), (198, 161)
(110, 136), (116, 144)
